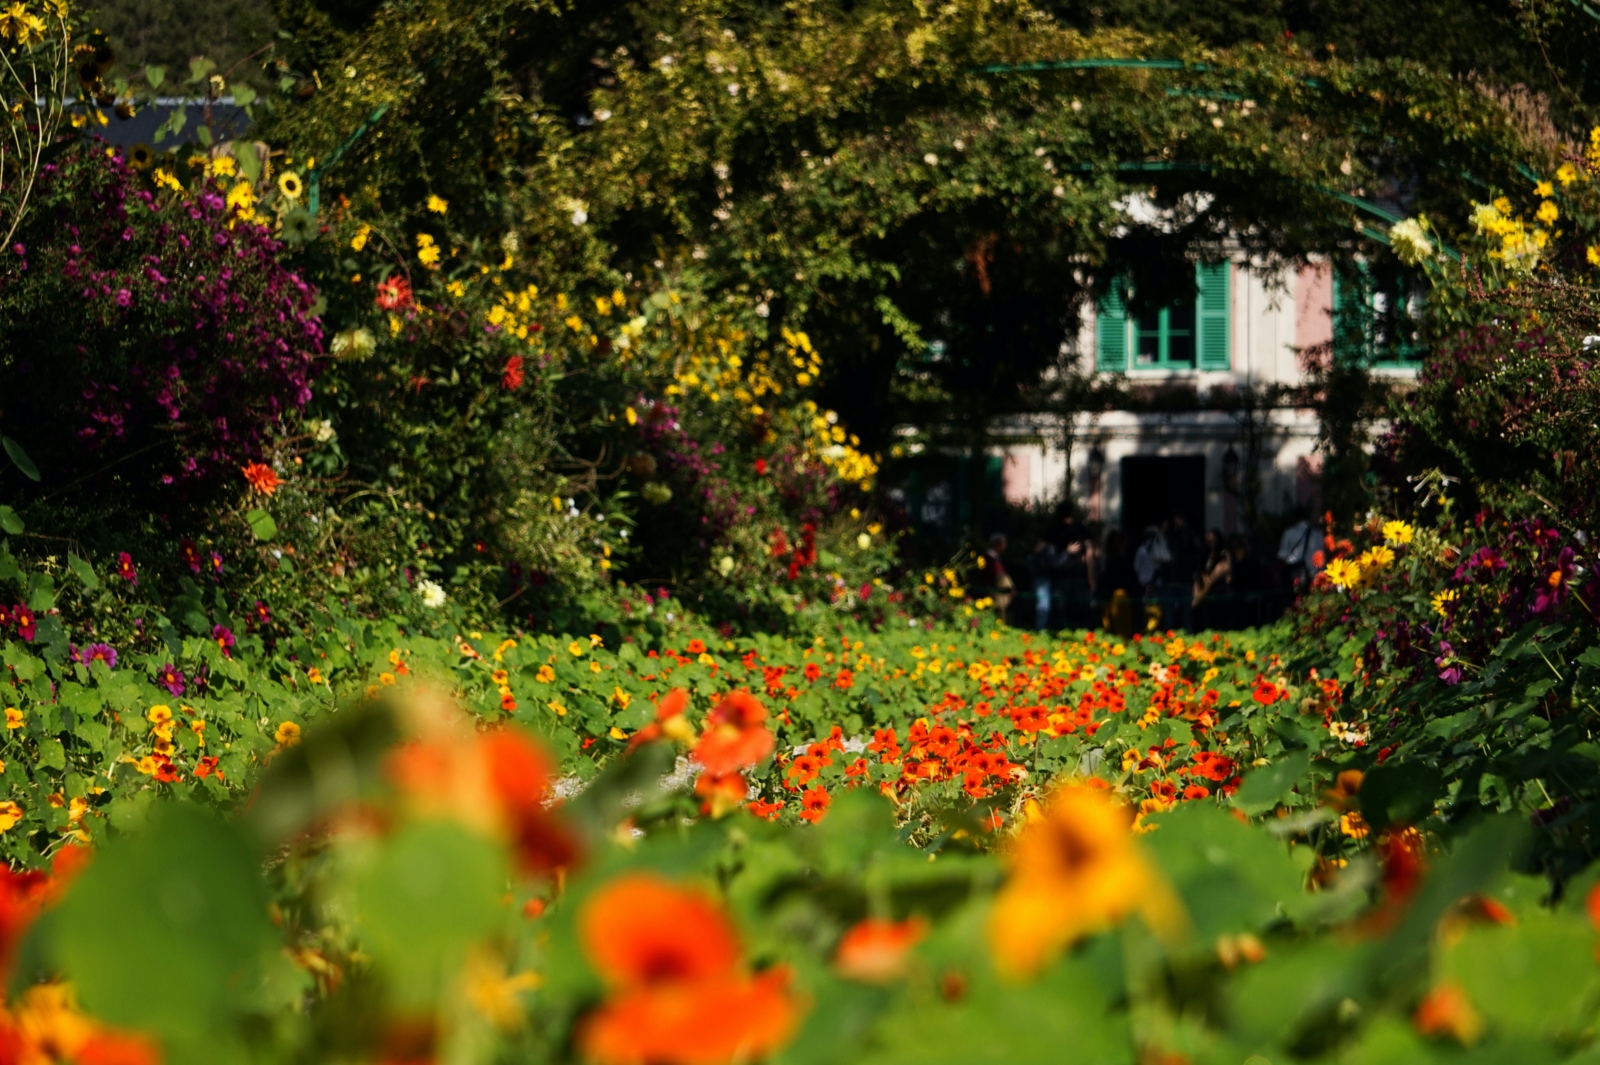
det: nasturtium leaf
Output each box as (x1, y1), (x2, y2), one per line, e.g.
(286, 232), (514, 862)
(55, 803), (274, 1045)
(1232, 751), (1311, 815)
(0, 505), (22, 535)
(2, 435), (39, 481)
(245, 508), (278, 541)
(1142, 803), (1303, 941)
(352, 821), (508, 1006)
(66, 553), (98, 590)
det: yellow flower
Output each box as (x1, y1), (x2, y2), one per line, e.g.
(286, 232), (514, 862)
(1324, 558), (1362, 590)
(275, 721), (302, 746)
(146, 704), (173, 725)
(226, 180), (256, 211)
(1381, 520), (1415, 545)
(307, 667), (324, 684)
(416, 233), (440, 267)
(1536, 199), (1559, 225)
(5, 707), (23, 729)
(589, 660), (602, 674)
(1535, 180), (1554, 197)
(0, 801), (21, 831)
(612, 688), (632, 709)
(547, 700), (568, 717)
(278, 171), (304, 200)
(589, 633), (604, 648)
(535, 664), (555, 683)
(351, 224), (371, 251)
(1557, 163), (1579, 187)
(427, 194), (449, 214)
(989, 785), (1184, 977)
(568, 640), (585, 656)
(1432, 588), (1459, 617)
(1359, 545), (1395, 570)
(1588, 246), (1600, 268)
(379, 672), (396, 685)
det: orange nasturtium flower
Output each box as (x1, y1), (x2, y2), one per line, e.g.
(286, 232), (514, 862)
(833, 917), (928, 983)
(692, 691), (775, 775)
(989, 784), (1185, 977)
(578, 873), (802, 1065)
(240, 462), (281, 496)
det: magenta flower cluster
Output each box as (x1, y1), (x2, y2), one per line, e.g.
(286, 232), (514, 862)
(0, 145), (324, 494)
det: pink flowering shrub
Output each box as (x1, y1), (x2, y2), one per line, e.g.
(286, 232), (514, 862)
(0, 144), (322, 496)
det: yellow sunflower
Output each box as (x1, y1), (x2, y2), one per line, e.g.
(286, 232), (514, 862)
(128, 143), (154, 170)
(278, 170), (304, 200)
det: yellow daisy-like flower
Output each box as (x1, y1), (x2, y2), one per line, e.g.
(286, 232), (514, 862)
(351, 224), (371, 251)
(1381, 520), (1415, 546)
(278, 171), (304, 200)
(1325, 558), (1362, 590)
(1359, 545), (1395, 570)
(416, 233), (441, 266)
(1534, 180), (1554, 197)
(146, 704), (173, 725)
(1432, 588), (1459, 617)
(427, 194), (448, 214)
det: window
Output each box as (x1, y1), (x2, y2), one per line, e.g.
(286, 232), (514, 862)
(1333, 263), (1423, 368)
(1096, 261), (1230, 372)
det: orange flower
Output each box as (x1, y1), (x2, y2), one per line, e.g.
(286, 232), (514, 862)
(629, 689), (696, 751)
(577, 874), (801, 1065)
(990, 785), (1184, 977)
(695, 770), (748, 818)
(1414, 982), (1484, 1045)
(692, 691), (774, 775)
(240, 462), (280, 496)
(387, 707), (577, 876)
(834, 917), (927, 983)
(799, 786), (830, 823)
(746, 800), (783, 821)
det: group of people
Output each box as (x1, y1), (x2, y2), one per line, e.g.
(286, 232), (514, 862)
(976, 507), (1327, 634)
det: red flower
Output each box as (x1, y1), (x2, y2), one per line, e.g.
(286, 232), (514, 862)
(799, 786), (831, 823)
(686, 639), (707, 655)
(194, 756), (222, 780)
(746, 799), (784, 821)
(803, 661), (821, 682)
(833, 668), (854, 691)
(785, 754), (826, 787)
(694, 770), (748, 817)
(693, 691), (775, 774)
(754, 458), (768, 475)
(1182, 784), (1210, 800)
(1190, 752), (1236, 782)
(1251, 680), (1281, 706)
(114, 552), (137, 585)
(502, 354), (525, 390)
(375, 275), (412, 310)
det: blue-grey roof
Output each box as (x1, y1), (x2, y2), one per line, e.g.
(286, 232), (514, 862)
(97, 97), (251, 148)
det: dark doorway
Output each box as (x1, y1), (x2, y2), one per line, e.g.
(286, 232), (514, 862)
(1121, 455), (1206, 536)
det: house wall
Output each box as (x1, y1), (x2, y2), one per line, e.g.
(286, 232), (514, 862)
(992, 258), (1401, 531)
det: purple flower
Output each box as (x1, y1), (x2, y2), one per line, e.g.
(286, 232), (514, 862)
(114, 288), (132, 307)
(208, 551), (224, 580)
(78, 643), (118, 670)
(157, 663), (186, 696)
(211, 624), (236, 657)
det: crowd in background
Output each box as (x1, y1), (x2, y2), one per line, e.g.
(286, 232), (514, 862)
(974, 506), (1327, 634)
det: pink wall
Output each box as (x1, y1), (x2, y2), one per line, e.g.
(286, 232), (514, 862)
(1294, 263), (1333, 365)
(1002, 452), (1031, 504)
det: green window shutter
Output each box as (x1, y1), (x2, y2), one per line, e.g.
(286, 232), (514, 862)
(1095, 285), (1128, 371)
(1332, 265), (1369, 365)
(1196, 261), (1230, 371)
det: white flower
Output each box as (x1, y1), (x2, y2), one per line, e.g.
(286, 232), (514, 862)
(418, 579), (447, 609)
(924, 153), (939, 165)
(717, 556), (735, 576)
(313, 419), (336, 443)
(1389, 217), (1433, 266)
(857, 532), (872, 549)
(571, 208), (588, 226)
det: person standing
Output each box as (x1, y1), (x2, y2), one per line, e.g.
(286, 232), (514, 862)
(1030, 538), (1060, 630)
(977, 533), (1015, 617)
(1277, 507), (1326, 591)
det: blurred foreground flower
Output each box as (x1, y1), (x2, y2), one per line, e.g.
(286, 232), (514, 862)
(577, 873), (802, 1065)
(989, 785), (1184, 977)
